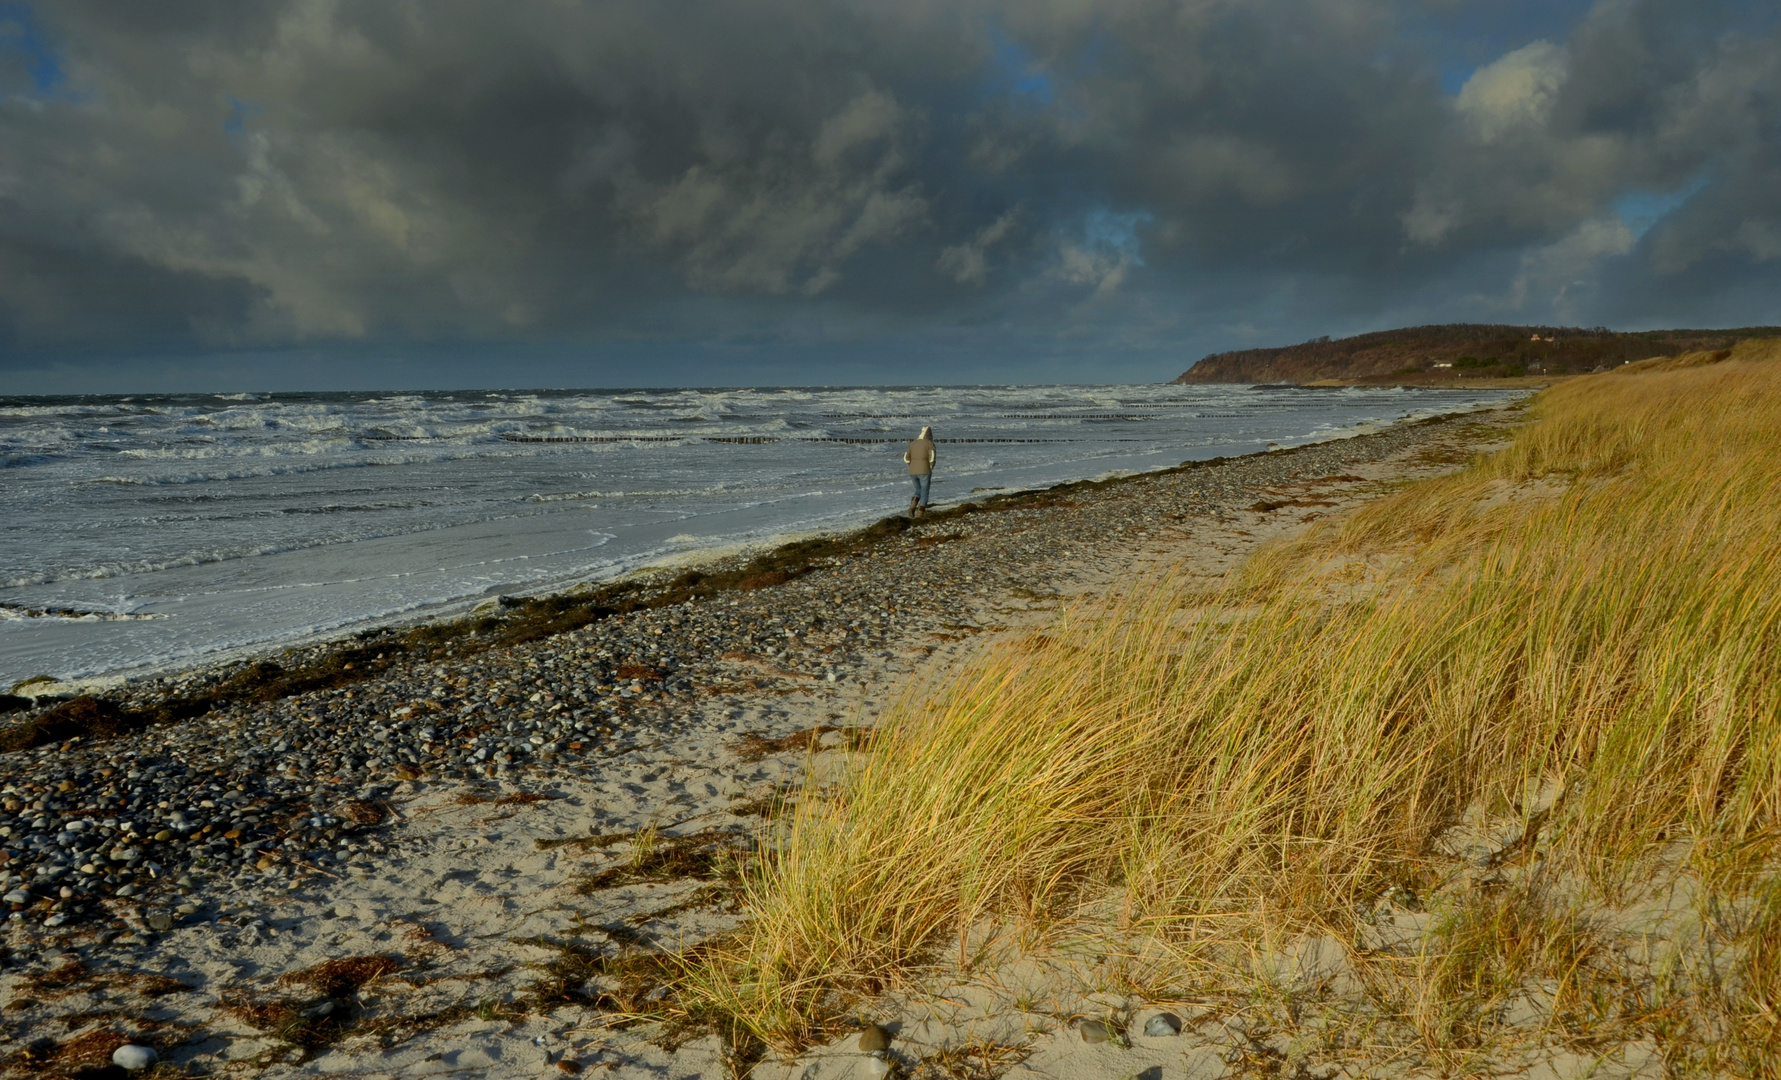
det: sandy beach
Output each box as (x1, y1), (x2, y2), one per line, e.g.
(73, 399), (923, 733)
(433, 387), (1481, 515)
(0, 408), (1523, 1078)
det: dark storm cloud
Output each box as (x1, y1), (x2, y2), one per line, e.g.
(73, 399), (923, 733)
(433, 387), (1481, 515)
(1, 0), (1778, 381)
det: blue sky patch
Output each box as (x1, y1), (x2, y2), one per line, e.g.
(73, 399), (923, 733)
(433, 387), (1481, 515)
(224, 97), (265, 144)
(1616, 176), (1711, 239)
(987, 25), (1055, 106)
(0, 3), (64, 98)
(1082, 207), (1153, 263)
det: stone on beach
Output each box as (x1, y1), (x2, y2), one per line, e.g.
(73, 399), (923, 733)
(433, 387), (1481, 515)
(1143, 1012), (1183, 1036)
(111, 1045), (157, 1070)
(1078, 1019), (1117, 1044)
(858, 1022), (893, 1053)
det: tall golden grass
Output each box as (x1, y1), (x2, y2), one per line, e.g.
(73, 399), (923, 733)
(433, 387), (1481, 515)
(685, 340), (1781, 1066)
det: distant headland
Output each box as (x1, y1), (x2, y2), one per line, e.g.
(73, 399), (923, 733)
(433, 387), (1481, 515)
(1174, 323), (1781, 385)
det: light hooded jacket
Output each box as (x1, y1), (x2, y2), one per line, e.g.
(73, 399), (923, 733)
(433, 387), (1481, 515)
(904, 428), (936, 476)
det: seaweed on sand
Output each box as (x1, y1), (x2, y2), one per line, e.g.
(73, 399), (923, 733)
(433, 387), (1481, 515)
(222, 955), (405, 1060)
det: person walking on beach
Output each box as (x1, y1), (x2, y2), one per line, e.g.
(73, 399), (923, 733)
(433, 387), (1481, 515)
(905, 426), (936, 518)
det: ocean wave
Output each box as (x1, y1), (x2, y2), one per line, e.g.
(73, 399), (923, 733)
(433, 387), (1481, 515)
(0, 516), (472, 587)
(81, 447), (540, 485)
(525, 480), (779, 501)
(116, 437), (357, 460)
(5, 382), (1531, 683)
(1, 540), (314, 587)
(0, 603), (166, 622)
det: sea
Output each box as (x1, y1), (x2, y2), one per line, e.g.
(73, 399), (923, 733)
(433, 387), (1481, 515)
(0, 383), (1521, 687)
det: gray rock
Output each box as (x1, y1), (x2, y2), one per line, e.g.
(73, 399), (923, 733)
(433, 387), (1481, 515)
(3, 889), (29, 904)
(111, 1044), (158, 1070)
(146, 912), (174, 931)
(1143, 1013), (1182, 1037)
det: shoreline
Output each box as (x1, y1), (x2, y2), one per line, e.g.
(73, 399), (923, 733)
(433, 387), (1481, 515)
(1, 381), (1516, 696)
(1, 398), (1517, 713)
(0, 405), (1527, 1077)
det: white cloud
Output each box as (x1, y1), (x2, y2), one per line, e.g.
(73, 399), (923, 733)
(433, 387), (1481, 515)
(936, 208), (1020, 286)
(1050, 209), (1151, 301)
(624, 89), (928, 295)
(1732, 219), (1781, 262)
(1054, 242), (1129, 299)
(1402, 185), (1460, 247)
(1158, 134), (1295, 205)
(1507, 214), (1634, 318)
(1456, 40), (1569, 143)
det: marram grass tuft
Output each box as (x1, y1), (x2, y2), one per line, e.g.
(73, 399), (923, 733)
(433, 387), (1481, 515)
(684, 340), (1781, 1066)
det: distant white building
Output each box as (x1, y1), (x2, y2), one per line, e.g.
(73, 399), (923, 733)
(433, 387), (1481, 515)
(1432, 361), (1453, 368)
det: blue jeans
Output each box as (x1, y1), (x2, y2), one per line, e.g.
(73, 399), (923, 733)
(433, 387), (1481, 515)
(909, 473), (931, 506)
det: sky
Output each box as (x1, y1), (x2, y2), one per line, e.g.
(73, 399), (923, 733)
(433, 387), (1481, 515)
(2, 0), (1779, 392)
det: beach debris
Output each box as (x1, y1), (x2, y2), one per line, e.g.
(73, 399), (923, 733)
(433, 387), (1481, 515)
(111, 1044), (158, 1070)
(1078, 1019), (1118, 1044)
(859, 1022), (893, 1053)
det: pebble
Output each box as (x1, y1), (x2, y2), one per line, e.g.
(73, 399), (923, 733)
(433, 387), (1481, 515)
(0, 416), (1491, 937)
(146, 912), (174, 931)
(111, 1045), (158, 1070)
(1143, 1013), (1183, 1037)
(858, 1023), (893, 1053)
(1079, 1019), (1117, 1044)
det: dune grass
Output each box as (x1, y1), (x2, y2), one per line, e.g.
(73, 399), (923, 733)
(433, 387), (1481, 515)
(682, 341), (1781, 1071)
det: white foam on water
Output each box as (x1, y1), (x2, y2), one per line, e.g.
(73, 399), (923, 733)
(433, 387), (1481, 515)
(0, 383), (1526, 683)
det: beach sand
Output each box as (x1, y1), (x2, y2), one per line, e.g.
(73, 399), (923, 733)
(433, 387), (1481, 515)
(0, 407), (1527, 1079)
